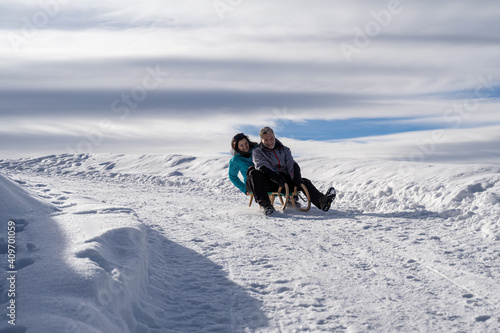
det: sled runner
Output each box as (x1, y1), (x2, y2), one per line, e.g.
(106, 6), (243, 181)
(248, 183), (311, 212)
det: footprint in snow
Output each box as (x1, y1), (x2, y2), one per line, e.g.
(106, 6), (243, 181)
(250, 258), (274, 268)
(50, 195), (73, 206)
(475, 315), (491, 322)
(9, 219), (29, 232)
(276, 286), (291, 294)
(249, 283), (270, 295)
(15, 258), (36, 270)
(191, 238), (205, 243)
(27, 242), (38, 252)
(73, 207), (137, 216)
(352, 262), (372, 271)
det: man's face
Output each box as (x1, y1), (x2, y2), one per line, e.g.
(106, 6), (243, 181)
(261, 133), (275, 149)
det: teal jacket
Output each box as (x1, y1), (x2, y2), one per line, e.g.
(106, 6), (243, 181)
(228, 149), (255, 193)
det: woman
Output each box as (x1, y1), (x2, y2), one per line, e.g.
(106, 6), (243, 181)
(228, 133), (258, 195)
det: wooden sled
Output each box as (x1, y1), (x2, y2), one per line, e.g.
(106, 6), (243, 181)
(248, 183), (311, 212)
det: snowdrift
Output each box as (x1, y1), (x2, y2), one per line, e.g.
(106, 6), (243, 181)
(298, 158), (500, 240)
(0, 173), (54, 221)
(0, 171), (152, 333)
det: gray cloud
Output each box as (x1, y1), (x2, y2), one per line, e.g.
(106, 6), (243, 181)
(0, 88), (376, 116)
(368, 34), (500, 46)
(0, 55), (465, 99)
(396, 137), (500, 164)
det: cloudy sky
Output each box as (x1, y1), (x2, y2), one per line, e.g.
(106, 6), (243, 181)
(1, 0), (500, 163)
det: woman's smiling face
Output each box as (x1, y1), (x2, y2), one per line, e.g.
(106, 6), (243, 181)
(237, 138), (250, 153)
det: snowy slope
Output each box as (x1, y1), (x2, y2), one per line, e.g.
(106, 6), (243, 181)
(1, 153), (500, 332)
(3, 153), (499, 239)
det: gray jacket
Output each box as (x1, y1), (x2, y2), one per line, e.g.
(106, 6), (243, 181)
(252, 139), (296, 178)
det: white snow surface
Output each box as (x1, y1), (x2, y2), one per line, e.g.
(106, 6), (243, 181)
(1, 153), (500, 332)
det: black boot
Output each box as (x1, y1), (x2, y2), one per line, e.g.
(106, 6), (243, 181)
(319, 187), (336, 211)
(260, 201), (276, 216)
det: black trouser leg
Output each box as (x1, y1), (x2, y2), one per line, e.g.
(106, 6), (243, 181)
(245, 166), (254, 194)
(301, 178), (324, 208)
(245, 180), (252, 194)
(248, 168), (277, 206)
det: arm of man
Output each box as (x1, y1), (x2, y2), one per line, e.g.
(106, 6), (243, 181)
(283, 146), (296, 178)
(253, 148), (285, 185)
(253, 147), (274, 171)
(281, 146), (304, 186)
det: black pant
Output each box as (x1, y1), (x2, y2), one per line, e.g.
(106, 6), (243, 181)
(247, 168), (324, 208)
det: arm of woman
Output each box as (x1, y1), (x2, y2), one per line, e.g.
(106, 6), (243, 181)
(228, 159), (247, 193)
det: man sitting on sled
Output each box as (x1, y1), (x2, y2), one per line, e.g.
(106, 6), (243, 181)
(247, 126), (336, 216)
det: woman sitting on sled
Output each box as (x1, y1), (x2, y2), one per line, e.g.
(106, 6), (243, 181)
(228, 133), (258, 195)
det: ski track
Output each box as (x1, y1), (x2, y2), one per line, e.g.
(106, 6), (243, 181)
(1, 153), (500, 332)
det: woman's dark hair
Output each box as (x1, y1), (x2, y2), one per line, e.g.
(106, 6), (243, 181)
(231, 133), (258, 156)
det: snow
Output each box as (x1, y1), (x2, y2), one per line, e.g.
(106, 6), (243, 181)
(1, 153), (500, 332)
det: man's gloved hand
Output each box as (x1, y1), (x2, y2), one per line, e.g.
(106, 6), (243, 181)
(266, 169), (288, 189)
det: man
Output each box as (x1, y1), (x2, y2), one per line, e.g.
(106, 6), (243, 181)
(248, 126), (336, 215)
